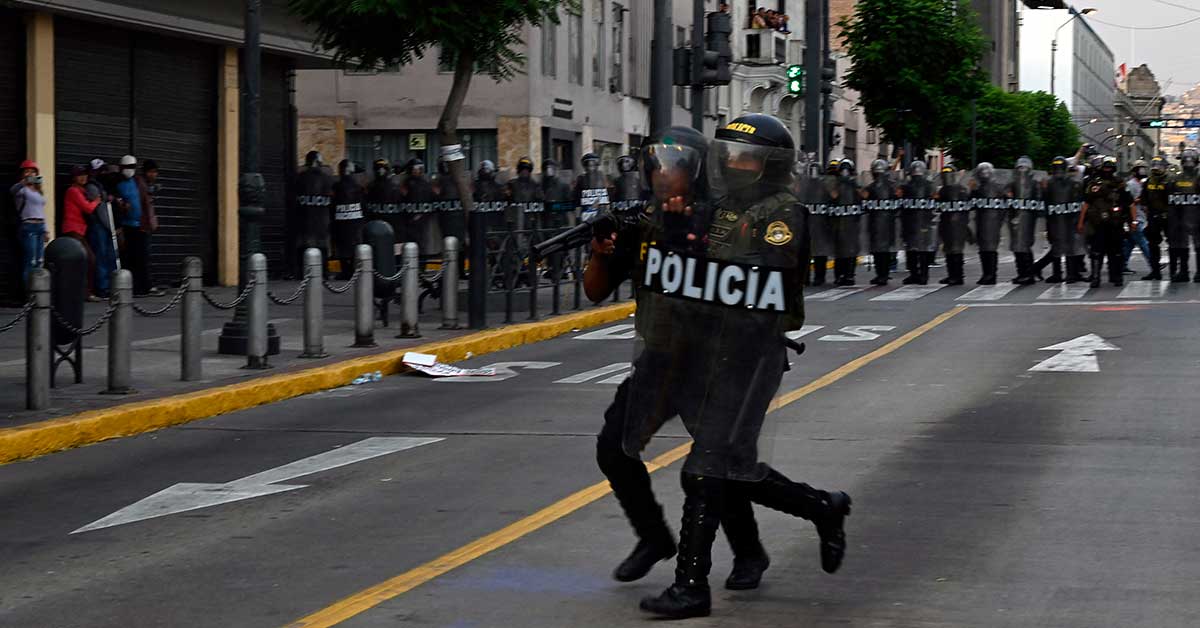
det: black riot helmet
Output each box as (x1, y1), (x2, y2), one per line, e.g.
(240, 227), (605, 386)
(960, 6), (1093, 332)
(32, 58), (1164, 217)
(826, 159), (840, 175)
(516, 157), (534, 173)
(641, 125), (708, 204)
(581, 152), (600, 173)
(373, 158), (390, 178)
(710, 114), (796, 196)
(941, 165), (958, 185)
(406, 157), (425, 177)
(617, 154), (636, 174)
(1050, 156), (1068, 176)
(542, 158), (560, 179)
(338, 159), (356, 177)
(1181, 149), (1199, 171)
(1151, 155), (1168, 176)
(305, 150), (323, 168)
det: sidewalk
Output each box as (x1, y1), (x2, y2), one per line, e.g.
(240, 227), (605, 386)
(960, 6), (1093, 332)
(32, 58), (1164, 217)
(0, 277), (625, 429)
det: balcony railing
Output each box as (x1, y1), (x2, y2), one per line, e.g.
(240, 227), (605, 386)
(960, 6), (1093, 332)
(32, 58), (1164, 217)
(740, 28), (788, 66)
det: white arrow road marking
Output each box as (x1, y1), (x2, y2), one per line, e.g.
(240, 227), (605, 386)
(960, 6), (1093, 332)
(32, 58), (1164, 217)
(1118, 280), (1171, 299)
(806, 287), (868, 302)
(870, 285), (945, 301)
(1037, 284), (1090, 300)
(555, 362), (631, 384)
(574, 324), (636, 340)
(433, 361), (560, 383)
(957, 284), (1020, 301)
(819, 325), (897, 342)
(72, 437), (442, 533)
(785, 325), (825, 340)
(1029, 334), (1120, 373)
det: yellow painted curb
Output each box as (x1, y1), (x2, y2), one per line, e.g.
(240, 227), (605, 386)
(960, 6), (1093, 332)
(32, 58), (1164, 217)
(0, 302), (636, 466)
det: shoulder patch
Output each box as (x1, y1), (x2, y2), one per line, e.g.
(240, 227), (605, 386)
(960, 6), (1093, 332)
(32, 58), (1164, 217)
(764, 220), (793, 246)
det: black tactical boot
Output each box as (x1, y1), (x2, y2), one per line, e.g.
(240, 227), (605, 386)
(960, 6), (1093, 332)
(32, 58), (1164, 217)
(1045, 256), (1064, 283)
(870, 253), (890, 286)
(597, 442), (676, 582)
(835, 258), (857, 286)
(737, 468), (852, 575)
(902, 250), (919, 284)
(811, 256), (828, 287)
(640, 474), (723, 619)
(917, 252), (932, 285)
(1090, 255), (1103, 288)
(977, 251), (997, 285)
(1109, 253), (1125, 286)
(1143, 247), (1162, 281)
(721, 494), (770, 590)
(1013, 253), (1038, 285)
(940, 253), (964, 285)
(1065, 255), (1086, 284)
(1173, 249), (1191, 282)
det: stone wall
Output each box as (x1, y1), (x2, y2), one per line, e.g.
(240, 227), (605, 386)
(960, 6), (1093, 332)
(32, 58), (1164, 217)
(496, 115), (542, 174)
(297, 116), (346, 166)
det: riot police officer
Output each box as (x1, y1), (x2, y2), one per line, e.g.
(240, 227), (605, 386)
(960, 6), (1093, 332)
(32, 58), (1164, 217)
(294, 150), (334, 274)
(331, 159), (365, 279)
(1167, 149), (1200, 282)
(366, 158), (406, 242)
(971, 162), (1007, 285)
(830, 159), (863, 286)
(541, 158), (573, 229)
(575, 152), (611, 223)
(587, 116), (851, 620)
(506, 157), (543, 232)
(434, 158), (466, 257)
(936, 165), (970, 285)
(865, 159), (899, 286)
(612, 153), (642, 208)
(474, 159), (505, 233)
(1007, 156), (1042, 285)
(900, 160), (936, 285)
(1140, 156), (1170, 280)
(403, 158), (438, 254)
(1079, 156), (1134, 287)
(1042, 156), (1086, 284)
(807, 159), (841, 286)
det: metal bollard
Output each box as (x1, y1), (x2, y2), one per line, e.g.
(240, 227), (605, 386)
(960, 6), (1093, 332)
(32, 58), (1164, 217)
(26, 269), (50, 410)
(181, 257), (203, 381)
(245, 253), (270, 369)
(105, 270), (133, 394)
(300, 248), (327, 358)
(441, 237), (460, 329)
(398, 242), (421, 338)
(353, 244), (376, 347)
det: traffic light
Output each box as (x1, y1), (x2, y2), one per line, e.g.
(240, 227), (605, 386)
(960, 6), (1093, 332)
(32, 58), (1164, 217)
(787, 65), (804, 94)
(673, 47), (692, 86)
(703, 11), (733, 86)
(821, 58), (837, 95)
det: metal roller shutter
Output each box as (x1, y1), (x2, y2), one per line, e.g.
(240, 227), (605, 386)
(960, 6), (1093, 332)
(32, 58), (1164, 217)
(258, 54), (295, 278)
(0, 9), (25, 304)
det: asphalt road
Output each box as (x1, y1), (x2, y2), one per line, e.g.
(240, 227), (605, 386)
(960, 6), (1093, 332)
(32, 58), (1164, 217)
(3, 276), (1200, 627)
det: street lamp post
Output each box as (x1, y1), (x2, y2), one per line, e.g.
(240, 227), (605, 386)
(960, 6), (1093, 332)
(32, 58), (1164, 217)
(217, 0), (280, 363)
(1050, 7), (1097, 99)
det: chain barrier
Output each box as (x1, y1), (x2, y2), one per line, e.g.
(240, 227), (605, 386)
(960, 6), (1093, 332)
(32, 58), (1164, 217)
(201, 276), (257, 310)
(372, 263), (409, 284)
(0, 299), (34, 334)
(268, 275), (311, 306)
(51, 302), (117, 338)
(322, 267), (362, 294)
(131, 283), (188, 317)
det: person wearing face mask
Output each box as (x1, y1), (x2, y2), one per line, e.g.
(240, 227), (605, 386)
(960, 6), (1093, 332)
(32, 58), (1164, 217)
(1078, 156), (1134, 287)
(11, 160), (48, 288)
(936, 165), (970, 285)
(864, 158), (899, 286)
(1007, 156), (1042, 286)
(900, 160), (936, 285)
(1041, 156), (1086, 284)
(575, 152), (611, 224)
(541, 158), (573, 230)
(506, 157), (542, 232)
(366, 158), (406, 242)
(114, 155), (157, 296)
(829, 159), (863, 286)
(1139, 156), (1170, 280)
(332, 159), (365, 279)
(970, 162), (1007, 285)
(1167, 149), (1200, 282)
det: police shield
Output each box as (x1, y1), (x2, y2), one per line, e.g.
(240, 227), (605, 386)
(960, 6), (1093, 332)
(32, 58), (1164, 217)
(900, 162), (938, 253)
(1044, 167), (1085, 257)
(622, 130), (803, 482)
(862, 165), (901, 254)
(970, 164), (1012, 253)
(937, 168), (972, 255)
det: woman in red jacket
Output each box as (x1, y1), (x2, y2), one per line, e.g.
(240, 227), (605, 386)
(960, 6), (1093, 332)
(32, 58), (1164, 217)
(62, 164), (102, 301)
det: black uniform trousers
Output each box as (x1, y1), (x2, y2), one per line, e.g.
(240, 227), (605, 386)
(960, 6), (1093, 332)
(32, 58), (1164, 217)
(1144, 211), (1166, 268)
(1089, 221), (1127, 282)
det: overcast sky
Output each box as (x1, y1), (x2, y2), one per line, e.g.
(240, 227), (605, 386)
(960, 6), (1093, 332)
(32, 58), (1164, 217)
(1061, 0), (1200, 96)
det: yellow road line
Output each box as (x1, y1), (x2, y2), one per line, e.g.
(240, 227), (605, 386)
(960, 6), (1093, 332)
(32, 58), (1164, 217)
(284, 305), (967, 628)
(0, 302), (636, 466)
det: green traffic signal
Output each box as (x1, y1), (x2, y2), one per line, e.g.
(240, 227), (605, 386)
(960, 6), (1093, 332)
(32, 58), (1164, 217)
(788, 79), (802, 94)
(786, 64), (804, 79)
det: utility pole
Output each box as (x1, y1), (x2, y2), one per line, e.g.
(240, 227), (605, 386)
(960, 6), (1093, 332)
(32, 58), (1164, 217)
(691, 0), (705, 131)
(821, 0), (833, 163)
(218, 0), (279, 359)
(804, 0), (823, 157)
(651, 0), (673, 135)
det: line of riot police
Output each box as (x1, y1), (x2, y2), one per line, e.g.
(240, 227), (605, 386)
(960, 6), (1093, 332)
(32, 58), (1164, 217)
(289, 150), (644, 279)
(794, 149), (1200, 289)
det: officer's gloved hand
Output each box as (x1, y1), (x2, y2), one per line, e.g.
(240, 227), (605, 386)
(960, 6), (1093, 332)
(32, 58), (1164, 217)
(591, 232), (617, 257)
(660, 196), (708, 253)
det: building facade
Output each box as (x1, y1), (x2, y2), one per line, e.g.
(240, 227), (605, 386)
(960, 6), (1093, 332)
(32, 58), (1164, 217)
(1019, 5), (1115, 150)
(1161, 87), (1200, 159)
(0, 1), (323, 303)
(973, 0), (1021, 92)
(1114, 65), (1164, 168)
(297, 1), (810, 181)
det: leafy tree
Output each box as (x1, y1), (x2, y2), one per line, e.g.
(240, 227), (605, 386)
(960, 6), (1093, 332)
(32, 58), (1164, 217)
(947, 87), (1080, 168)
(287, 0), (571, 215)
(839, 0), (988, 153)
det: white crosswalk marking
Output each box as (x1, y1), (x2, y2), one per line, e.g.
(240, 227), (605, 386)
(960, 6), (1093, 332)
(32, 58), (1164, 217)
(957, 284), (1020, 301)
(1118, 280), (1171, 299)
(870, 285), (945, 301)
(806, 287), (868, 302)
(1037, 284), (1091, 300)
(554, 363), (631, 384)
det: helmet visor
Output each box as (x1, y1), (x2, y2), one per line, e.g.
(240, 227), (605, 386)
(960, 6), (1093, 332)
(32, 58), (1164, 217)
(642, 143), (704, 202)
(708, 139), (794, 197)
